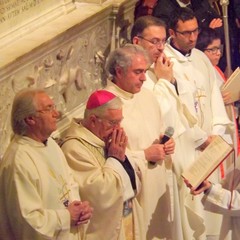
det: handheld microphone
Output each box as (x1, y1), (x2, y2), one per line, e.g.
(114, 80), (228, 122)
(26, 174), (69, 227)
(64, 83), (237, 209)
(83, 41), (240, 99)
(160, 126), (174, 144)
(149, 126), (174, 165)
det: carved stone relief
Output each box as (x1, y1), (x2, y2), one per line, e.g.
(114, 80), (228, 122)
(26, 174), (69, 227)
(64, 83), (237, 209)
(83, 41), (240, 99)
(0, 77), (15, 156)
(111, 0), (135, 49)
(0, 21), (110, 157)
(0, 0), (136, 158)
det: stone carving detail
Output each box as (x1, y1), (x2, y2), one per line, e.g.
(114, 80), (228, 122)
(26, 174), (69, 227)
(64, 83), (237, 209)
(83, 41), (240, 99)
(116, 19), (131, 47)
(0, 79), (15, 157)
(0, 0), (136, 158)
(112, 2), (135, 48)
(0, 22), (109, 158)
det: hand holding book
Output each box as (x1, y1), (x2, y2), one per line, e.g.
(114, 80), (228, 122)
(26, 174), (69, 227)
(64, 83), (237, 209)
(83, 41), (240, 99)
(184, 179), (212, 195)
(221, 67), (240, 103)
(182, 136), (233, 189)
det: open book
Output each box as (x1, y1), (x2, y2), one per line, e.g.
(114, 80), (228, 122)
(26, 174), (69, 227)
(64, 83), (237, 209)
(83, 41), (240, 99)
(221, 67), (240, 103)
(181, 136), (233, 188)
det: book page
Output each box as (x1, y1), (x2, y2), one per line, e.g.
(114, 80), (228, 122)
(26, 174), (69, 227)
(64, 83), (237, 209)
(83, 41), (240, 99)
(223, 67), (240, 88)
(181, 136), (233, 188)
(221, 67), (240, 103)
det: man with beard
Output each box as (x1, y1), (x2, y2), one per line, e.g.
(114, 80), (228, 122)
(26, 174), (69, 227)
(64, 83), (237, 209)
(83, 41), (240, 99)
(164, 7), (232, 239)
(131, 15), (213, 239)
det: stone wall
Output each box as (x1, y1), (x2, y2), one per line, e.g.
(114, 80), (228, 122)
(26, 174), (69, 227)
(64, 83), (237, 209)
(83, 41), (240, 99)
(0, 0), (136, 157)
(0, 0), (75, 49)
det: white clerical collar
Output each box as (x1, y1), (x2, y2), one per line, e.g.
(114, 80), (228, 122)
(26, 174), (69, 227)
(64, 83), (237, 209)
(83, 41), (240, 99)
(176, 0), (190, 7)
(106, 80), (134, 100)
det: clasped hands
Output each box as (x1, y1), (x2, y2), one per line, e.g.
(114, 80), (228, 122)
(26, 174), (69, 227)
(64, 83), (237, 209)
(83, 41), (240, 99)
(67, 200), (93, 226)
(106, 128), (128, 162)
(154, 54), (175, 83)
(105, 127), (175, 163)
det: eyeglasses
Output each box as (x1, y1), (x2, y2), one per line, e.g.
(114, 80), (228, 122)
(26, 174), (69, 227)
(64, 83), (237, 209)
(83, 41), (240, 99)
(96, 116), (123, 127)
(175, 28), (200, 38)
(36, 104), (57, 114)
(137, 36), (166, 46)
(204, 46), (223, 55)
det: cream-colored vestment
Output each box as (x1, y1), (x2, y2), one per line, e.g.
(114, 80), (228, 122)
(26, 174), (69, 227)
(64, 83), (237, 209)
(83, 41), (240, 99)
(106, 81), (183, 240)
(0, 136), (82, 240)
(61, 119), (145, 240)
(144, 67), (208, 240)
(164, 43), (233, 239)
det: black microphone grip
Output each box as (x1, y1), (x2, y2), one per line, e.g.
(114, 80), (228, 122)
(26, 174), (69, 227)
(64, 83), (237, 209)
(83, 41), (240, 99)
(160, 135), (171, 144)
(149, 127), (174, 165)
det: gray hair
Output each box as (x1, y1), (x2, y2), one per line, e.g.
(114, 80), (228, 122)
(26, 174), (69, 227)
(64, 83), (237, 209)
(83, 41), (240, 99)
(11, 88), (45, 135)
(84, 95), (122, 119)
(105, 44), (150, 77)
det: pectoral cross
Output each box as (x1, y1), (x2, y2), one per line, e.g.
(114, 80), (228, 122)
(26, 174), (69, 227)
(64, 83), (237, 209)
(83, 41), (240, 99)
(195, 88), (206, 127)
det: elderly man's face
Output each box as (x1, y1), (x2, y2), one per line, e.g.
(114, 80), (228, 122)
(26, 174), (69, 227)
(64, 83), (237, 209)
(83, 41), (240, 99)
(115, 54), (148, 94)
(94, 108), (123, 142)
(33, 92), (59, 139)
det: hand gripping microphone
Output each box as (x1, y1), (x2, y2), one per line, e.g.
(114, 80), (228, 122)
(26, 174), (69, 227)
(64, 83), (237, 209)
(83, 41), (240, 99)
(160, 126), (174, 144)
(150, 126), (174, 165)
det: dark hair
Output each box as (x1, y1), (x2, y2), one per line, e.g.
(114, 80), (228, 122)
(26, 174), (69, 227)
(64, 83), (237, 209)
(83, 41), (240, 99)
(169, 7), (196, 31)
(195, 28), (221, 51)
(131, 15), (166, 42)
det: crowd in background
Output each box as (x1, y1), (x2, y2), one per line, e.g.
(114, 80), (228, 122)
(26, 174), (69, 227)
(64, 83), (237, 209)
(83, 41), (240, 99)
(134, 0), (240, 134)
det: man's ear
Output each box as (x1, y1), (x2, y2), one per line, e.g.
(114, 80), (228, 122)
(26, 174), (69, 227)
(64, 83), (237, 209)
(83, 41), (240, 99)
(24, 116), (36, 126)
(89, 114), (98, 127)
(115, 66), (123, 78)
(168, 28), (175, 37)
(132, 36), (140, 45)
